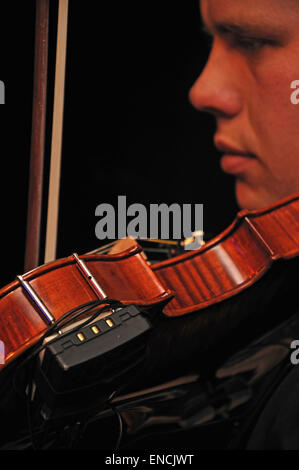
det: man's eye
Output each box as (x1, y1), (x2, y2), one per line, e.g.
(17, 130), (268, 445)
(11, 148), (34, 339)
(231, 36), (271, 52)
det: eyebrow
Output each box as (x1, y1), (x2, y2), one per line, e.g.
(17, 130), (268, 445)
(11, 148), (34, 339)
(202, 21), (285, 38)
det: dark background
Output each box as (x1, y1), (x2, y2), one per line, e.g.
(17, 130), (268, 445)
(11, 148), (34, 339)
(0, 0), (237, 288)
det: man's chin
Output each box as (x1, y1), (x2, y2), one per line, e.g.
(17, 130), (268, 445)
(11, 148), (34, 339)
(235, 181), (273, 211)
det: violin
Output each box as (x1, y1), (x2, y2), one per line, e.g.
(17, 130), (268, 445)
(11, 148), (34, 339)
(1, 2), (298, 450)
(0, 192), (297, 451)
(8, 0), (297, 377)
(153, 191), (299, 316)
(0, 191), (298, 371)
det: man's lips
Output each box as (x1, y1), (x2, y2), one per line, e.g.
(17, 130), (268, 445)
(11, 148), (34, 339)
(220, 155), (256, 174)
(214, 139), (257, 175)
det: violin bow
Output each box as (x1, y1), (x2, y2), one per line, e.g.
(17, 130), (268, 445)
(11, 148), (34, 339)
(24, 0), (49, 272)
(44, 0), (69, 264)
(24, 0), (69, 272)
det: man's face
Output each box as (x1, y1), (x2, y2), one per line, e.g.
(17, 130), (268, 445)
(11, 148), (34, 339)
(189, 0), (299, 210)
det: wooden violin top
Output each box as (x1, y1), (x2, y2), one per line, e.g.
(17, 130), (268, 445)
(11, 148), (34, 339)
(153, 191), (299, 316)
(0, 191), (298, 369)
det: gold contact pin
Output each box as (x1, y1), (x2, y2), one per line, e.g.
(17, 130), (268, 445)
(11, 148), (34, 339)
(106, 319), (114, 328)
(77, 332), (85, 342)
(91, 325), (100, 335)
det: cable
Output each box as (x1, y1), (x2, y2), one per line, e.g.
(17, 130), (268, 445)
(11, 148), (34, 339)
(113, 407), (124, 451)
(8, 297), (125, 449)
(12, 298), (123, 394)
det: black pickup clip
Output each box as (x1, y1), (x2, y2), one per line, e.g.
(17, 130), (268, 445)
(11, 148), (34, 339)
(34, 304), (152, 420)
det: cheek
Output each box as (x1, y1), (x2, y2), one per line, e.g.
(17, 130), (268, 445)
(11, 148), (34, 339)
(248, 65), (299, 155)
(245, 63), (299, 188)
(252, 65), (292, 118)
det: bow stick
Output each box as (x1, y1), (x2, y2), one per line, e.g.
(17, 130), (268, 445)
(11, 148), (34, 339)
(24, 0), (69, 271)
(24, 0), (50, 272)
(44, 0), (69, 264)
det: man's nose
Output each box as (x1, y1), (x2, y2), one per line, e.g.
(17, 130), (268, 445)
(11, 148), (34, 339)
(189, 40), (243, 119)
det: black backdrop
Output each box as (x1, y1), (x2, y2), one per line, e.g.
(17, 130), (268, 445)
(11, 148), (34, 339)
(0, 0), (238, 288)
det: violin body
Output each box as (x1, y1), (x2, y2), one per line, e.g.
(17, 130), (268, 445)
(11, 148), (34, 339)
(154, 192), (299, 316)
(0, 246), (172, 370)
(0, 192), (298, 371)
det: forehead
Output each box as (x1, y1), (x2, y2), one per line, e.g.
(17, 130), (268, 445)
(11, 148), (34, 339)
(200, 0), (299, 30)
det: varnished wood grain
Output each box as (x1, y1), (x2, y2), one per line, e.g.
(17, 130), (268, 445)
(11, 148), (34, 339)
(153, 192), (299, 316)
(0, 192), (298, 369)
(0, 245), (172, 369)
